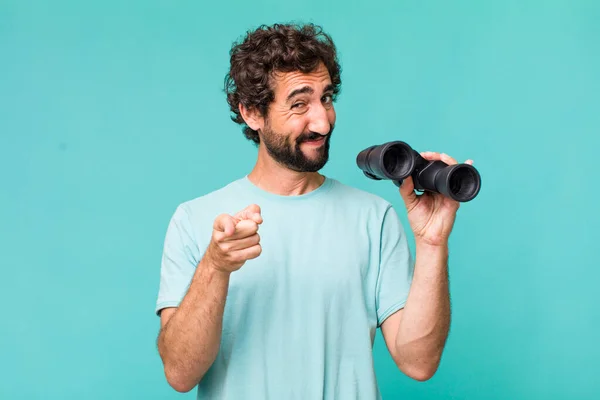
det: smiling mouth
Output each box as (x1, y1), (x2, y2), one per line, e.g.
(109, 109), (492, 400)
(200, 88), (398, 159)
(302, 135), (327, 144)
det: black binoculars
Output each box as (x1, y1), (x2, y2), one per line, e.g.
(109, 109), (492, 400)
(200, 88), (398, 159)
(356, 141), (481, 202)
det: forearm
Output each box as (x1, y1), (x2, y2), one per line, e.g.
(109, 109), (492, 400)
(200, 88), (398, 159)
(394, 241), (450, 377)
(157, 258), (230, 392)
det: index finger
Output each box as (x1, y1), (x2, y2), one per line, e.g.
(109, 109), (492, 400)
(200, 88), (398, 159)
(226, 219), (259, 240)
(421, 151), (458, 165)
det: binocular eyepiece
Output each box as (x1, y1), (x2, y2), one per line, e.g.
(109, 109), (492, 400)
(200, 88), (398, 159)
(356, 141), (481, 202)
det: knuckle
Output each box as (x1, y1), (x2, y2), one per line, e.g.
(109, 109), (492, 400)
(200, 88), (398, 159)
(221, 243), (233, 253)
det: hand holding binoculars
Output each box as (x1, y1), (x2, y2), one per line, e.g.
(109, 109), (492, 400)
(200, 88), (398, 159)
(356, 141), (481, 202)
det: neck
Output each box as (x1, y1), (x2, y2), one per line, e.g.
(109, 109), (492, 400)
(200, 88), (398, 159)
(247, 145), (325, 196)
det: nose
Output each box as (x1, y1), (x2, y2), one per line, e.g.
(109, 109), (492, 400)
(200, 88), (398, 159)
(307, 104), (333, 135)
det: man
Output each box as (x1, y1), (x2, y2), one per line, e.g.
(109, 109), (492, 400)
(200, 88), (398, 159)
(155, 23), (473, 399)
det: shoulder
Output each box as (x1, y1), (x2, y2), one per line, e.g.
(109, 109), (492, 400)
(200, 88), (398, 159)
(326, 177), (400, 226)
(168, 177), (246, 225)
(328, 177), (394, 210)
(183, 179), (242, 209)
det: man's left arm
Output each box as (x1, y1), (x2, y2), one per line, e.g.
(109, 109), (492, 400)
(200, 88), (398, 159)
(380, 241), (450, 381)
(380, 151), (474, 381)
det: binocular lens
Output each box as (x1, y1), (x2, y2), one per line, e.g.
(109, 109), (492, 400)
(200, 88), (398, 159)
(383, 144), (412, 178)
(447, 166), (480, 202)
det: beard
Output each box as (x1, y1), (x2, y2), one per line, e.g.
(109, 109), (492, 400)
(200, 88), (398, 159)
(260, 122), (333, 173)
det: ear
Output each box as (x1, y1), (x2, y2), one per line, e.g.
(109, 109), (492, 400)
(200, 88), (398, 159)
(239, 103), (264, 132)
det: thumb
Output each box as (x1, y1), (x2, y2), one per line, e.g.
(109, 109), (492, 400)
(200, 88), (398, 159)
(398, 176), (419, 210)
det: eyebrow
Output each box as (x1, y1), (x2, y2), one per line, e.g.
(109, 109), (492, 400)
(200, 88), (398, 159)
(286, 84), (334, 103)
(286, 86), (313, 102)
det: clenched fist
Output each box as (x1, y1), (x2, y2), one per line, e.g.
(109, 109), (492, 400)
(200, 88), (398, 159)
(205, 204), (263, 273)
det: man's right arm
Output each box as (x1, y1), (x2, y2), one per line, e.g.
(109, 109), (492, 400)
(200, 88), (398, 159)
(156, 204), (263, 393)
(157, 257), (231, 393)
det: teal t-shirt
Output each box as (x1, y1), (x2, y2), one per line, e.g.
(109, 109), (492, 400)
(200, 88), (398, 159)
(156, 175), (415, 399)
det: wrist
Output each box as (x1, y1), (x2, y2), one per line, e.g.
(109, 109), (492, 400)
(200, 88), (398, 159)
(204, 259), (232, 278)
(415, 240), (449, 273)
(415, 239), (449, 253)
(200, 250), (232, 279)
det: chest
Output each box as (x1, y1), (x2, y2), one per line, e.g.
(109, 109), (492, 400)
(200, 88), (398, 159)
(226, 207), (379, 305)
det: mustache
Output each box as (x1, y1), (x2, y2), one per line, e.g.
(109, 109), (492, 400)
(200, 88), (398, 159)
(297, 125), (335, 143)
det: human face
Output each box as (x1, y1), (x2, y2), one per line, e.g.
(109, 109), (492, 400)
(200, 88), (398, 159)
(259, 63), (336, 173)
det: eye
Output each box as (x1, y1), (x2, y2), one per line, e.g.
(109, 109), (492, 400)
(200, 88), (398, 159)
(291, 102), (305, 109)
(322, 94), (333, 104)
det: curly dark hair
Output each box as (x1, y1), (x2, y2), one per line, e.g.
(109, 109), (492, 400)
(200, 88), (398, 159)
(224, 23), (342, 145)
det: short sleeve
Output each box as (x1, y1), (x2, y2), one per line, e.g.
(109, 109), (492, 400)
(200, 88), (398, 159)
(155, 204), (200, 315)
(375, 204), (415, 327)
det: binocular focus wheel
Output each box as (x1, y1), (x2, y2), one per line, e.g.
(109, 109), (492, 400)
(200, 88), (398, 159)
(363, 171), (381, 180)
(393, 179), (424, 193)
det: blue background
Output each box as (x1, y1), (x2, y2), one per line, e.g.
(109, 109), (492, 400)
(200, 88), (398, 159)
(1, 0), (598, 398)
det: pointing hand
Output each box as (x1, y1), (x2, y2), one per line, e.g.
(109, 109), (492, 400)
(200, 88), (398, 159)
(206, 204), (263, 273)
